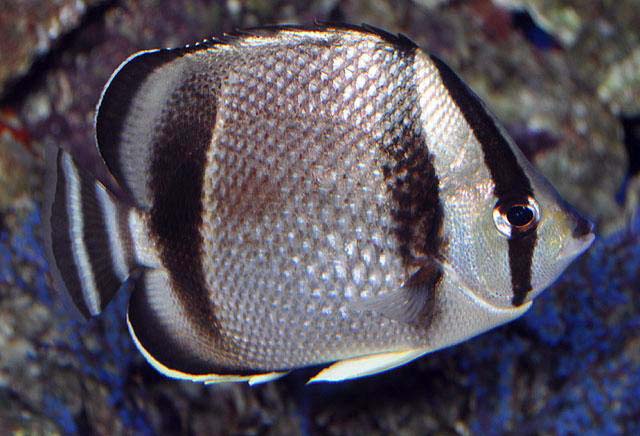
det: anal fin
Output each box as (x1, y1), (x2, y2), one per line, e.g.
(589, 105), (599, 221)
(127, 268), (287, 384)
(202, 372), (288, 386)
(307, 348), (431, 383)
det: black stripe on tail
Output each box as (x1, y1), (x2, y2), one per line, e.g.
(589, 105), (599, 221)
(45, 148), (133, 318)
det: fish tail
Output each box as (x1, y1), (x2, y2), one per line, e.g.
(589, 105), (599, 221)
(44, 147), (135, 318)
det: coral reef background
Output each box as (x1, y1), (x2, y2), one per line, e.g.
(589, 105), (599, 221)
(0, 0), (638, 434)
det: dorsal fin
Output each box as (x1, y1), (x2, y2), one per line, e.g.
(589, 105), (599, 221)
(95, 48), (193, 209)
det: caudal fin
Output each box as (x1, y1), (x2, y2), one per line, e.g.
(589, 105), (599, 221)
(44, 148), (133, 318)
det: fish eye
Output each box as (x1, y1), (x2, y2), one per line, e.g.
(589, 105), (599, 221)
(507, 205), (534, 227)
(493, 196), (540, 238)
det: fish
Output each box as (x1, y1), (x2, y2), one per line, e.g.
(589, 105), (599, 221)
(43, 24), (595, 384)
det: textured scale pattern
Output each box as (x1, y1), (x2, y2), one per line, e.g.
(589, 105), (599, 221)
(199, 35), (432, 368)
(44, 25), (595, 382)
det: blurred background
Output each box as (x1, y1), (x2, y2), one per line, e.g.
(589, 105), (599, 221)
(0, 0), (639, 434)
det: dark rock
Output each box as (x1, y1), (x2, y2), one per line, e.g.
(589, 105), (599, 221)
(0, 0), (106, 98)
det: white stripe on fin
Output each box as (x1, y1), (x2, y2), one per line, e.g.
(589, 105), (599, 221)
(62, 153), (101, 315)
(307, 348), (432, 383)
(95, 183), (128, 281)
(126, 311), (288, 385)
(128, 210), (161, 268)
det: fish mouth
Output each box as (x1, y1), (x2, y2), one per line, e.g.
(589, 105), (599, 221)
(558, 207), (595, 260)
(558, 231), (595, 261)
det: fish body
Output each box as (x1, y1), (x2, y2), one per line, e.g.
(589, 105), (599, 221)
(44, 24), (595, 384)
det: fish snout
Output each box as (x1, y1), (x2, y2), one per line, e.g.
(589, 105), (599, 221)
(572, 212), (595, 239)
(559, 212), (595, 260)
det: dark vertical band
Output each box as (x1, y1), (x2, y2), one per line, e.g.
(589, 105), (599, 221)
(508, 233), (536, 306)
(378, 49), (446, 324)
(430, 55), (537, 306)
(384, 125), (445, 267)
(148, 66), (223, 356)
(428, 56), (533, 199)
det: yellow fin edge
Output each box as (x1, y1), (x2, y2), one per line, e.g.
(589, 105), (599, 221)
(307, 348), (432, 383)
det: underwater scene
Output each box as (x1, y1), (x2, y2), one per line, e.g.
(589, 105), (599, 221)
(0, 0), (639, 434)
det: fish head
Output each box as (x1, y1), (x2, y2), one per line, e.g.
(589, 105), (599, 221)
(447, 143), (595, 310)
(513, 157), (595, 302)
(416, 53), (596, 312)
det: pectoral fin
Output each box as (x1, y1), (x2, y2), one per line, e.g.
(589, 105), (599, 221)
(351, 261), (442, 325)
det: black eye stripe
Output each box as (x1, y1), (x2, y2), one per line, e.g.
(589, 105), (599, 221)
(508, 234), (537, 306)
(430, 55), (538, 307)
(495, 199), (540, 237)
